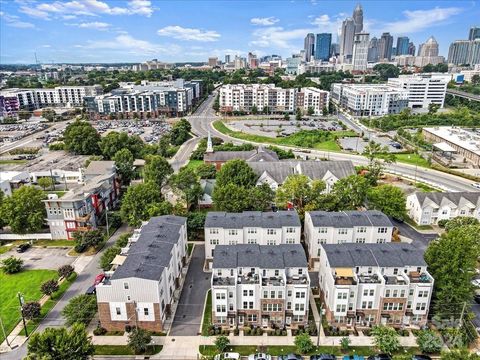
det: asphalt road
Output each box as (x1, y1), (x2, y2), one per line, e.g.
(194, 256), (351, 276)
(0, 247), (74, 270)
(1, 224), (130, 360)
(169, 244), (210, 336)
(390, 219), (438, 252)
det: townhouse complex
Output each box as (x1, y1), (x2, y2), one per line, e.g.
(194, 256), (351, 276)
(96, 215), (187, 332)
(204, 144), (280, 170)
(319, 243), (434, 328)
(407, 191), (480, 225)
(304, 210), (394, 265)
(331, 83), (409, 116)
(219, 84), (329, 115)
(204, 211), (301, 262)
(85, 79), (203, 118)
(211, 244), (310, 329)
(0, 85), (103, 111)
(43, 161), (120, 239)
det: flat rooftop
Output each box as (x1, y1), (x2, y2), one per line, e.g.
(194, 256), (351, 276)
(424, 127), (480, 156)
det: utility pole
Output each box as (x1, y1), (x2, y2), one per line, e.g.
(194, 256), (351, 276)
(105, 206), (110, 238)
(18, 292), (28, 337)
(0, 315), (11, 348)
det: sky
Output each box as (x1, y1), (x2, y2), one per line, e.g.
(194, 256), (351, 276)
(0, 0), (479, 64)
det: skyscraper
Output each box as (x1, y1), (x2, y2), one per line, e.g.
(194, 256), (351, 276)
(407, 42), (416, 56)
(225, 54), (231, 64)
(419, 36), (439, 57)
(448, 39), (480, 65)
(367, 37), (379, 62)
(339, 18), (355, 63)
(469, 27), (480, 40)
(378, 32), (394, 60)
(304, 33), (315, 62)
(315, 33), (332, 61)
(352, 32), (370, 71)
(353, 3), (363, 34)
(396, 37), (410, 56)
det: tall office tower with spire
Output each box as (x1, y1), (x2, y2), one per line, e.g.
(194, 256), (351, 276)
(339, 18), (355, 63)
(352, 32), (370, 71)
(419, 36), (439, 57)
(408, 42), (416, 56)
(469, 27), (480, 40)
(367, 37), (379, 62)
(315, 33), (332, 61)
(396, 36), (410, 56)
(353, 3), (363, 34)
(378, 32), (394, 60)
(304, 33), (315, 62)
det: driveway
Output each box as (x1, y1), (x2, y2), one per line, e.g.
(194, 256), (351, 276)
(390, 219), (439, 252)
(0, 247), (74, 270)
(169, 244), (211, 336)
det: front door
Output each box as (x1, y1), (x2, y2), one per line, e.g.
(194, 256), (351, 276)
(229, 317), (235, 327)
(262, 317), (268, 328)
(238, 315), (244, 325)
(285, 316), (291, 325)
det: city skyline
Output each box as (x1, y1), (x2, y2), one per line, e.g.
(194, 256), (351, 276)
(0, 0), (479, 64)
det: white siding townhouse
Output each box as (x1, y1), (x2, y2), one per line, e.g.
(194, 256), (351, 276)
(211, 244), (310, 329)
(319, 243), (434, 329)
(407, 191), (480, 225)
(204, 211), (301, 262)
(304, 210), (394, 266)
(96, 215), (187, 332)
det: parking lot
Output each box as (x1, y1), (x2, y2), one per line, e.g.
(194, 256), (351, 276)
(0, 246), (74, 270)
(92, 120), (171, 144)
(339, 135), (404, 153)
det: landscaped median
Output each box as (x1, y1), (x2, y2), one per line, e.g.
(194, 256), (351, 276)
(94, 344), (163, 356)
(201, 289), (212, 336)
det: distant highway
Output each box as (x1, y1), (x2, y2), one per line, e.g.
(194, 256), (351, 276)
(446, 88), (480, 102)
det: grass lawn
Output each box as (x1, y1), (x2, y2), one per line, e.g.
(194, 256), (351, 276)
(393, 153), (431, 168)
(213, 120), (354, 151)
(184, 159), (204, 171)
(201, 289), (212, 336)
(187, 243), (194, 257)
(94, 345), (163, 356)
(405, 217), (434, 231)
(0, 159), (28, 165)
(0, 269), (58, 343)
(32, 239), (74, 247)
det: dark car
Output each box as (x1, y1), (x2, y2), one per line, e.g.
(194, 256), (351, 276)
(412, 356), (432, 360)
(474, 294), (480, 304)
(367, 356), (392, 360)
(85, 285), (96, 295)
(311, 355), (336, 360)
(16, 243), (31, 253)
(278, 354), (302, 360)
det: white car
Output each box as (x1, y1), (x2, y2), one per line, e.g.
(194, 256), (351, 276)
(248, 353), (272, 360)
(214, 353), (240, 360)
(471, 279), (480, 287)
(472, 182), (480, 189)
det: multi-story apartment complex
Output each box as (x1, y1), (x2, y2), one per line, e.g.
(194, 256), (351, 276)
(43, 161), (119, 239)
(352, 33), (370, 71)
(296, 87), (330, 115)
(211, 244), (310, 329)
(0, 94), (20, 120)
(204, 211), (301, 262)
(387, 73), (449, 109)
(96, 215), (187, 332)
(407, 191), (480, 225)
(319, 243), (434, 328)
(331, 83), (409, 116)
(304, 211), (393, 266)
(86, 79), (203, 118)
(448, 39), (480, 65)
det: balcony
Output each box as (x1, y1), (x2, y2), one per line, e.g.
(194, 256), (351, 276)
(408, 271), (433, 284)
(384, 275), (407, 285)
(212, 276), (236, 286)
(335, 276), (357, 286)
(286, 275), (309, 285)
(237, 273), (259, 285)
(262, 276), (285, 286)
(358, 273), (381, 284)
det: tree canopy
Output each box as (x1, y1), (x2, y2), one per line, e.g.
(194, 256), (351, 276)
(113, 148), (135, 185)
(215, 159), (257, 188)
(169, 167), (203, 210)
(367, 184), (407, 220)
(143, 155), (173, 188)
(99, 131), (144, 159)
(63, 120), (101, 155)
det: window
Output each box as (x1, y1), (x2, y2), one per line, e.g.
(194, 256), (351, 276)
(228, 229), (238, 236)
(378, 227), (388, 233)
(267, 239), (276, 245)
(247, 314), (257, 322)
(287, 302), (292, 310)
(278, 291), (283, 299)
(287, 290), (292, 297)
(274, 270), (279, 276)
(295, 304), (305, 311)
(393, 268), (398, 275)
(338, 228), (348, 235)
(296, 291), (306, 299)
(243, 290), (247, 296)
(249, 302), (254, 309)
(271, 291), (275, 298)
(247, 239), (257, 244)
(298, 269), (303, 275)
(143, 308), (149, 316)
(243, 301), (248, 309)
(363, 289), (368, 296)
(357, 226), (367, 233)
(247, 228), (257, 234)
(249, 290), (254, 296)
(367, 301), (373, 309)
(210, 239), (219, 245)
(393, 290), (398, 298)
(267, 229), (276, 235)
(229, 292), (233, 298)
(123, 282), (129, 290)
(318, 227), (327, 233)
(385, 289), (391, 297)
(356, 238), (366, 243)
(286, 227), (295, 233)
(369, 289), (374, 296)
(400, 290), (405, 297)
(409, 289), (414, 296)
(362, 301), (367, 309)
(210, 228), (219, 234)
(263, 290), (268, 298)
(116, 307), (121, 315)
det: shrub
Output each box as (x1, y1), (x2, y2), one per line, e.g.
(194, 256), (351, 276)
(243, 327), (251, 335)
(294, 332), (314, 354)
(62, 294), (97, 326)
(416, 329), (443, 354)
(233, 328), (239, 336)
(127, 327), (152, 354)
(1, 256), (24, 274)
(256, 328), (263, 335)
(340, 336), (351, 352)
(58, 264), (74, 279)
(125, 325), (133, 333)
(438, 219), (449, 228)
(116, 233), (132, 248)
(41, 279), (59, 296)
(214, 335), (230, 353)
(93, 327), (107, 336)
(22, 301), (41, 320)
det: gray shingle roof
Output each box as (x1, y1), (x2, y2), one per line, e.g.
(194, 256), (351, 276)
(212, 244), (307, 269)
(111, 215), (186, 281)
(84, 161), (116, 176)
(203, 148), (279, 162)
(308, 210), (392, 228)
(414, 191), (480, 208)
(322, 243), (426, 268)
(205, 211), (301, 229)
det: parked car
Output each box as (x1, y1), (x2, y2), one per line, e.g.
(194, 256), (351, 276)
(94, 273), (105, 285)
(343, 356), (364, 360)
(248, 353), (272, 360)
(278, 354), (302, 360)
(412, 355), (432, 360)
(214, 353), (240, 360)
(367, 356), (392, 360)
(85, 285), (96, 295)
(471, 279), (480, 288)
(16, 243), (31, 253)
(474, 294), (480, 304)
(471, 182), (480, 189)
(311, 355), (336, 360)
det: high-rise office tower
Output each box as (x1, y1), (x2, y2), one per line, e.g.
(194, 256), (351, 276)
(378, 32), (394, 60)
(352, 32), (370, 71)
(407, 42), (416, 56)
(304, 33), (316, 62)
(331, 43), (340, 56)
(419, 36), (439, 57)
(367, 37), (379, 62)
(353, 3), (363, 34)
(448, 39), (480, 65)
(469, 27), (480, 40)
(315, 33), (332, 61)
(396, 36), (410, 56)
(225, 54), (231, 64)
(339, 18), (355, 63)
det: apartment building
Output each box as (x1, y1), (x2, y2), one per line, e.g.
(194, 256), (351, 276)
(407, 191), (480, 225)
(387, 73), (449, 109)
(304, 210), (393, 266)
(296, 87), (330, 115)
(43, 161), (119, 239)
(0, 94), (20, 119)
(96, 215), (187, 332)
(204, 211), (301, 262)
(211, 244), (310, 329)
(331, 83), (409, 116)
(319, 243), (434, 328)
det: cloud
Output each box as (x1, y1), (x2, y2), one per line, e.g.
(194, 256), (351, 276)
(250, 26), (311, 49)
(68, 21), (111, 30)
(0, 11), (35, 28)
(157, 25), (220, 42)
(250, 17), (279, 26)
(20, 0), (154, 19)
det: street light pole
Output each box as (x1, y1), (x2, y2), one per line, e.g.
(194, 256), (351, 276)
(18, 292), (28, 337)
(317, 305), (323, 347)
(105, 206), (110, 238)
(0, 315), (11, 348)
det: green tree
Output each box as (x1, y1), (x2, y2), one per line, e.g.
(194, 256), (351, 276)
(428, 103), (440, 114)
(1, 186), (46, 233)
(22, 302), (41, 320)
(276, 175), (328, 215)
(340, 336), (351, 352)
(367, 184), (407, 220)
(99, 131), (144, 159)
(294, 332), (314, 354)
(18, 110), (31, 120)
(143, 155), (173, 188)
(41, 279), (59, 296)
(322, 106), (328, 116)
(26, 323), (94, 360)
(444, 217), (479, 232)
(371, 325), (400, 354)
(296, 107), (302, 120)
(62, 294), (97, 326)
(212, 183), (250, 212)
(440, 349), (480, 360)
(250, 183), (275, 211)
(1, 256), (23, 274)
(195, 163), (216, 179)
(72, 229), (104, 253)
(332, 175), (369, 210)
(42, 108), (56, 122)
(284, 112), (290, 120)
(170, 118), (191, 146)
(362, 141), (395, 184)
(215, 159), (257, 188)
(100, 246), (121, 271)
(307, 106), (315, 116)
(169, 167), (203, 210)
(128, 327), (152, 354)
(251, 105), (258, 114)
(37, 177), (54, 191)
(214, 335), (230, 353)
(416, 329), (443, 354)
(373, 63), (400, 80)
(63, 120), (101, 155)
(471, 74), (480, 85)
(58, 264), (74, 279)
(0, 190), (6, 229)
(113, 148), (135, 185)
